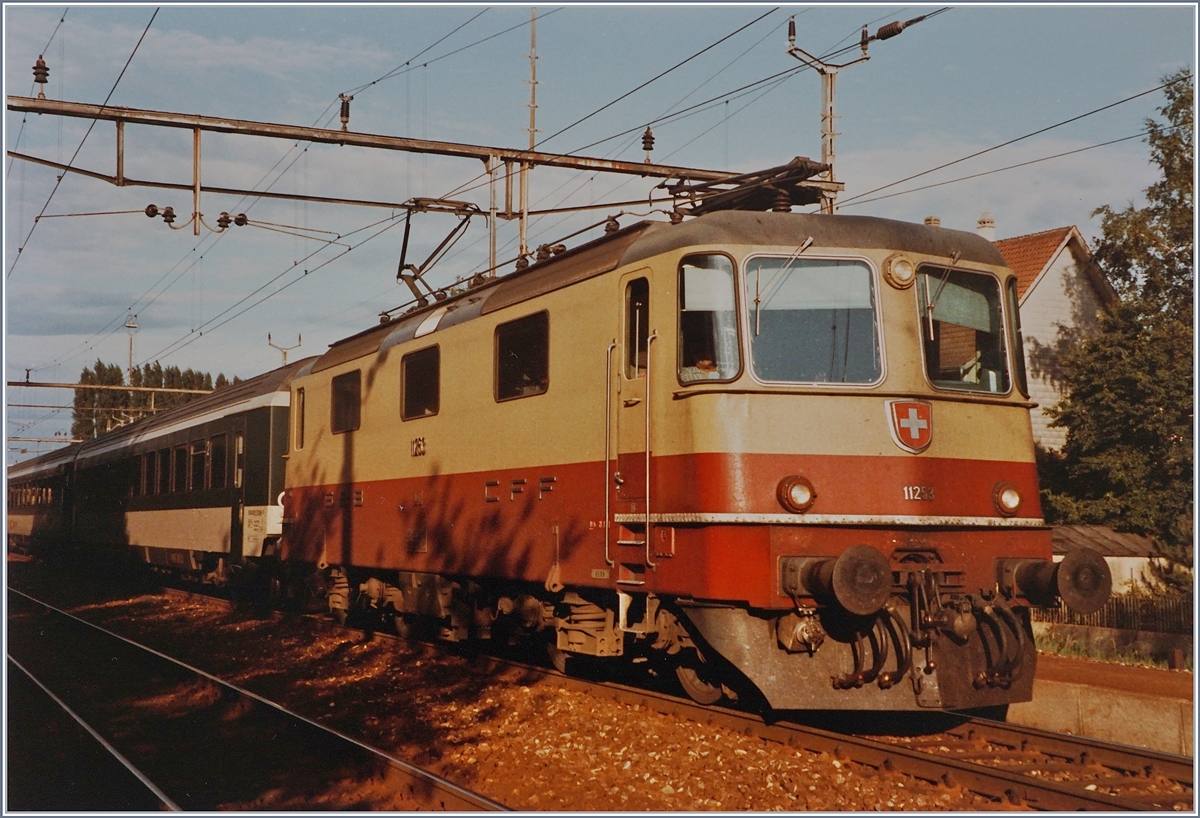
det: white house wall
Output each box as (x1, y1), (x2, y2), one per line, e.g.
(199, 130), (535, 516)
(1019, 242), (1106, 450)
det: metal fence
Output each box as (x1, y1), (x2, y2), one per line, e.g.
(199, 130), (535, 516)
(1030, 595), (1193, 635)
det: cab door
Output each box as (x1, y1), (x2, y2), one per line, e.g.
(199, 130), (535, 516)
(616, 272), (652, 502)
(607, 270), (659, 586)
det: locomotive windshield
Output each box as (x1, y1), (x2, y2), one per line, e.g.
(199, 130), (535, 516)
(917, 266), (1011, 393)
(743, 256), (881, 384)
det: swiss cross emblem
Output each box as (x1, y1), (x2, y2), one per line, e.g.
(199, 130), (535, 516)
(886, 400), (932, 454)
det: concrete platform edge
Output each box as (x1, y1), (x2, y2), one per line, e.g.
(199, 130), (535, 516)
(1007, 678), (1194, 757)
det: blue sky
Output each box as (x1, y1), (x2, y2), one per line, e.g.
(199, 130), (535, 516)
(4, 3), (1195, 461)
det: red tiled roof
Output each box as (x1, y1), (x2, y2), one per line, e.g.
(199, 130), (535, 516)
(993, 227), (1074, 298)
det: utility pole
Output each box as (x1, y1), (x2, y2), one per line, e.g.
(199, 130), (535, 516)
(125, 313), (139, 384)
(519, 7), (539, 262)
(268, 332), (301, 366)
(787, 13), (930, 214)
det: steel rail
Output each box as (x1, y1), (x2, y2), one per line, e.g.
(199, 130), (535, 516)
(7, 655), (183, 811)
(8, 587), (508, 812)
(943, 717), (1193, 787)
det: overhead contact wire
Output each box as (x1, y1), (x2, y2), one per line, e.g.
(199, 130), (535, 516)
(841, 126), (1179, 208)
(7, 7), (158, 280)
(838, 74), (1191, 207)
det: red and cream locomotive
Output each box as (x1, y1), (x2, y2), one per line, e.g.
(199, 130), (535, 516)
(9, 178), (1111, 712)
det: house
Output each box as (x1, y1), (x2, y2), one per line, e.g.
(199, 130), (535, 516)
(990, 223), (1117, 451)
(1051, 525), (1158, 595)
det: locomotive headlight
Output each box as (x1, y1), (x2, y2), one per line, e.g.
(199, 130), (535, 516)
(993, 482), (1022, 516)
(777, 475), (817, 513)
(884, 253), (916, 289)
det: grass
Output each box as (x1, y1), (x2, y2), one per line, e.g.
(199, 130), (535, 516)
(1034, 628), (1193, 672)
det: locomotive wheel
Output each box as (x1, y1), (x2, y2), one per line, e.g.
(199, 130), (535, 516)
(675, 658), (723, 705)
(547, 644), (570, 674)
(394, 614), (413, 638)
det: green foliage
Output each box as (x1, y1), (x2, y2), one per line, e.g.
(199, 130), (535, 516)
(71, 360), (232, 440)
(1040, 70), (1194, 594)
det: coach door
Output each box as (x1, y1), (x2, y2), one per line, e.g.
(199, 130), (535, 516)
(228, 419), (247, 559)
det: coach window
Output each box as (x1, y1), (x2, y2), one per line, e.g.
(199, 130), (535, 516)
(234, 432), (245, 489)
(295, 388), (306, 449)
(678, 255), (740, 383)
(157, 449), (170, 494)
(744, 256), (881, 384)
(625, 278), (650, 379)
(917, 266), (1010, 394)
(495, 312), (549, 401)
(140, 454), (150, 496)
(402, 346), (440, 419)
(190, 441), (207, 492)
(173, 445), (188, 493)
(331, 370), (362, 433)
(210, 434), (227, 490)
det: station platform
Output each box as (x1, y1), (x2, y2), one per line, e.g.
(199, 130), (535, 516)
(1009, 653), (1195, 757)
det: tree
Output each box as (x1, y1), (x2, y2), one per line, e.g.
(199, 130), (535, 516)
(1039, 70), (1194, 593)
(72, 360), (230, 439)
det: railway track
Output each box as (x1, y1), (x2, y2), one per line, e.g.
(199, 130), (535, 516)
(7, 587), (505, 811)
(492, 656), (1194, 811)
(304, 599), (1192, 811)
(18, 578), (1193, 811)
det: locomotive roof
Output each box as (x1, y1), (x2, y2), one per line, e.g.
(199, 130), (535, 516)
(314, 210), (1007, 374)
(9, 358), (316, 477)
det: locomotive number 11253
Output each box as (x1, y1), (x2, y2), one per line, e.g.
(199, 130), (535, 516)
(902, 485), (935, 501)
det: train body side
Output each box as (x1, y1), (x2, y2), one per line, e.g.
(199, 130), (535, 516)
(281, 212), (1050, 607)
(7, 361), (307, 574)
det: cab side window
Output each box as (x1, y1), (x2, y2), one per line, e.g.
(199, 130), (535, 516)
(294, 388), (306, 449)
(625, 278), (649, 379)
(331, 370), (362, 433)
(495, 312), (549, 401)
(402, 346), (440, 419)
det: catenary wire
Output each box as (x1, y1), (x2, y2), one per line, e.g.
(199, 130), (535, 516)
(839, 126), (1177, 208)
(27, 11), (548, 375)
(7, 7), (158, 280)
(7, 9), (70, 179)
(836, 74), (1192, 208)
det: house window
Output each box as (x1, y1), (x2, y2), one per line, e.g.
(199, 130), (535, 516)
(210, 434), (227, 490)
(495, 312), (550, 401)
(331, 371), (362, 433)
(402, 346), (440, 420)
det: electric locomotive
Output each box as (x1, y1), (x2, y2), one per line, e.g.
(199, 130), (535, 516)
(277, 208), (1112, 711)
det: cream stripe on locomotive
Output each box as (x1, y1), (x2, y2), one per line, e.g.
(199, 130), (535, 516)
(612, 512), (1047, 527)
(287, 247), (1034, 493)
